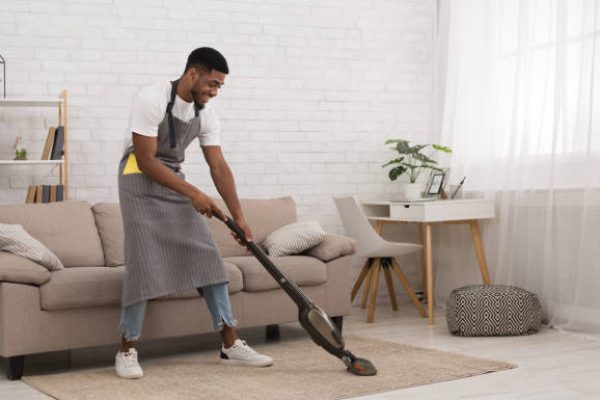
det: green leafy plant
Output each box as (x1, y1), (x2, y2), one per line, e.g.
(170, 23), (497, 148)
(13, 136), (27, 161)
(14, 149), (27, 160)
(382, 139), (452, 183)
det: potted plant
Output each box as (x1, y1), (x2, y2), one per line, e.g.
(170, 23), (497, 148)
(382, 139), (452, 200)
(13, 136), (27, 161)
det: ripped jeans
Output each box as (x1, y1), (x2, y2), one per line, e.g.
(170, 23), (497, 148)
(119, 282), (238, 342)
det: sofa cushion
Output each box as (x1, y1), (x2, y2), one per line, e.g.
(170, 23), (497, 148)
(40, 262), (244, 311)
(92, 203), (124, 267)
(0, 201), (105, 267)
(0, 251), (51, 285)
(40, 266), (125, 310)
(225, 255), (327, 292)
(0, 223), (64, 271)
(208, 197), (297, 257)
(155, 261), (243, 300)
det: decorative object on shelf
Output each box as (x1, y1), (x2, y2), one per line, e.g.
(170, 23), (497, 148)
(13, 136), (27, 160)
(0, 52), (5, 98)
(449, 176), (466, 199)
(382, 139), (451, 201)
(424, 168), (450, 199)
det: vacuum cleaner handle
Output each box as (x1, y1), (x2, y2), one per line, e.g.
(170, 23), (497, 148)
(212, 211), (250, 245)
(213, 212), (313, 307)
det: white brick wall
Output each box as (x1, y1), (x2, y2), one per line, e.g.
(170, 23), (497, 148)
(1, 0), (433, 240)
(1, 0), (435, 226)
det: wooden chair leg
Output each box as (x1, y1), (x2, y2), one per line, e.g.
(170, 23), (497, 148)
(351, 258), (372, 303)
(390, 258), (427, 318)
(382, 259), (398, 311)
(367, 259), (382, 323)
(360, 260), (375, 309)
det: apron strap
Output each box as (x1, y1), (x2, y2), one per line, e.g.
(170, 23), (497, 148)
(167, 80), (179, 148)
(167, 80), (202, 148)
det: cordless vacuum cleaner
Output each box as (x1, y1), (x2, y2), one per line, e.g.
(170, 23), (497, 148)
(214, 213), (377, 376)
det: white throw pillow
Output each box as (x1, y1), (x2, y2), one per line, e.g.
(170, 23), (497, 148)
(262, 221), (327, 257)
(0, 223), (64, 271)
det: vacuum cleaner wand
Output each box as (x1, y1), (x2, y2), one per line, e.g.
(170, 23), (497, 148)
(214, 212), (377, 376)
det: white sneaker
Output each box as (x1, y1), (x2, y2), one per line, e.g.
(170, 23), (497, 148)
(220, 339), (273, 367)
(115, 348), (144, 379)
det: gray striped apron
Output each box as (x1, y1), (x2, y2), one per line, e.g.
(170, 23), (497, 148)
(118, 80), (228, 307)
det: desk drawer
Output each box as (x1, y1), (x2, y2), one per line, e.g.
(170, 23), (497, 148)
(390, 203), (425, 220)
(388, 200), (495, 222)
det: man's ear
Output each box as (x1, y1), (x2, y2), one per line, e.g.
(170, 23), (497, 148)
(187, 67), (198, 83)
(190, 65), (209, 81)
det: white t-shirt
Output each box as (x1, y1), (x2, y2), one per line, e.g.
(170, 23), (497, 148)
(125, 80), (220, 149)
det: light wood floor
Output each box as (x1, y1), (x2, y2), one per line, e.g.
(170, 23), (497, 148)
(2, 302), (600, 399)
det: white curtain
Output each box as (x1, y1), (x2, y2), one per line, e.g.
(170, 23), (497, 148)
(436, 0), (600, 338)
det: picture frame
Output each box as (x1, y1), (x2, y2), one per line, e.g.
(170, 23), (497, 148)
(424, 169), (449, 199)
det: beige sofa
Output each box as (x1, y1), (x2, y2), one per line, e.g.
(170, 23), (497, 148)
(0, 197), (351, 380)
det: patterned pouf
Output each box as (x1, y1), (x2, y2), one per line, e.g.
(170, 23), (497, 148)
(446, 284), (542, 336)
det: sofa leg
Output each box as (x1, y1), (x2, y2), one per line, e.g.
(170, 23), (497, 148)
(266, 324), (280, 342)
(6, 355), (24, 380)
(331, 316), (344, 333)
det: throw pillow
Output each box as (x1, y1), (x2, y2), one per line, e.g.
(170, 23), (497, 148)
(92, 203), (125, 267)
(0, 223), (64, 271)
(303, 234), (357, 262)
(262, 221), (327, 257)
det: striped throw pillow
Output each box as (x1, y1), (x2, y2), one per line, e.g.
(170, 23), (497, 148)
(262, 221), (327, 257)
(0, 223), (64, 271)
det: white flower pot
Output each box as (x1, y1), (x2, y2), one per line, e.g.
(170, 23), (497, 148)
(403, 183), (423, 201)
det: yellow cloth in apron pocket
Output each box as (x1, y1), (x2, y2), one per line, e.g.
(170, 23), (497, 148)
(123, 153), (143, 175)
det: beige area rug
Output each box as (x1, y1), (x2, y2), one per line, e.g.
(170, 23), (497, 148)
(23, 336), (515, 400)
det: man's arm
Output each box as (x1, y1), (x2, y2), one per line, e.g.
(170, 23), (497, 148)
(202, 145), (252, 241)
(132, 133), (223, 217)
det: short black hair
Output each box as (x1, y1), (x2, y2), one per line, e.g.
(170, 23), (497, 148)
(185, 47), (229, 74)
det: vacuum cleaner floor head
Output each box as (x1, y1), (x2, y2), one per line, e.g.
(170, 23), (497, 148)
(347, 357), (377, 376)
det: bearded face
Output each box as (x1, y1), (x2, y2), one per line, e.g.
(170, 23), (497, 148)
(190, 68), (225, 106)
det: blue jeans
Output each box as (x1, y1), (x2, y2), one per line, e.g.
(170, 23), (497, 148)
(119, 283), (238, 342)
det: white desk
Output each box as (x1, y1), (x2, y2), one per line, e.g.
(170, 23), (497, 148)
(361, 199), (495, 324)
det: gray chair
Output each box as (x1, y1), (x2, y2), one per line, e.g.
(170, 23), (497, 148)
(334, 196), (427, 322)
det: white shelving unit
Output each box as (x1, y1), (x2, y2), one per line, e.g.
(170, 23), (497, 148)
(0, 99), (62, 107)
(0, 90), (69, 201)
(0, 160), (64, 165)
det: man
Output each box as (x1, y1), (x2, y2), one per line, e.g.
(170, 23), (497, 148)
(115, 47), (273, 379)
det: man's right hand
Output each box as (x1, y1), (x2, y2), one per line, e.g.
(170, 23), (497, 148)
(190, 192), (223, 218)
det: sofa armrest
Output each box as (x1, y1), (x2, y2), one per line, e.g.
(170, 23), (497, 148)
(0, 252), (50, 285)
(324, 255), (352, 317)
(303, 234), (357, 262)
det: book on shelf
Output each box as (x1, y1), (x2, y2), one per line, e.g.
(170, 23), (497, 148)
(41, 126), (56, 160)
(50, 126), (64, 160)
(25, 186), (36, 203)
(34, 186), (43, 203)
(42, 185), (51, 203)
(50, 185), (57, 202)
(25, 184), (65, 204)
(56, 184), (64, 201)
